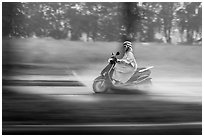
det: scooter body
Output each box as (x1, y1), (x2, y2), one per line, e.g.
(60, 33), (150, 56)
(93, 52), (153, 93)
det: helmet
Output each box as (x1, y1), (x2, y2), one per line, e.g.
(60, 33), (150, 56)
(123, 40), (132, 48)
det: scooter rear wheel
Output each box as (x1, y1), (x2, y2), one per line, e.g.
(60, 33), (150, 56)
(93, 77), (108, 93)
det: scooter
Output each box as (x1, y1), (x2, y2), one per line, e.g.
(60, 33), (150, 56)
(93, 52), (153, 93)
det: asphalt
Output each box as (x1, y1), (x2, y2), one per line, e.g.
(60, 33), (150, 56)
(3, 122), (202, 135)
(2, 74), (202, 135)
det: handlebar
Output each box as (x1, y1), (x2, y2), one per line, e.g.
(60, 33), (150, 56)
(108, 52), (120, 64)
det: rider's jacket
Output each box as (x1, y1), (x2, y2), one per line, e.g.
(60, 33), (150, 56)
(119, 50), (137, 71)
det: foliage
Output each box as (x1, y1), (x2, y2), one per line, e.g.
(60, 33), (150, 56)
(176, 2), (202, 44)
(2, 2), (202, 43)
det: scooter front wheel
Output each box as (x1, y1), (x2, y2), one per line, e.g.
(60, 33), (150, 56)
(93, 77), (108, 93)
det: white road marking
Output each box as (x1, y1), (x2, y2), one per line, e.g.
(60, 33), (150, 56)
(11, 122), (201, 128)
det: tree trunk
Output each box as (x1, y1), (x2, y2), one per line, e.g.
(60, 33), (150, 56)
(86, 32), (89, 42)
(119, 3), (139, 57)
(180, 30), (184, 43)
(164, 26), (168, 43)
(187, 29), (193, 44)
(167, 28), (171, 43)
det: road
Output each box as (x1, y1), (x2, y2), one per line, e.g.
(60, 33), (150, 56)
(3, 76), (202, 104)
(3, 122), (202, 135)
(2, 74), (202, 135)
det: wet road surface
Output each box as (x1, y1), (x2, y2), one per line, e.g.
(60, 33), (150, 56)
(2, 75), (202, 135)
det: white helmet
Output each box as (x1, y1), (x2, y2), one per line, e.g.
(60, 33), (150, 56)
(123, 40), (132, 48)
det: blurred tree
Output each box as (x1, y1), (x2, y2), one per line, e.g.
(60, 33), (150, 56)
(97, 3), (121, 41)
(76, 3), (99, 41)
(159, 3), (175, 43)
(119, 2), (141, 41)
(22, 3), (51, 37)
(2, 2), (15, 37)
(2, 2), (202, 44)
(2, 2), (27, 37)
(176, 2), (202, 44)
(139, 2), (162, 42)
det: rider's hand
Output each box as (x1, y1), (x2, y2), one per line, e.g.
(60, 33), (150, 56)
(108, 58), (113, 63)
(117, 59), (122, 63)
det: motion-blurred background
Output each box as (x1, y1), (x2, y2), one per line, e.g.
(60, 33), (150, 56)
(2, 2), (202, 135)
(2, 2), (202, 76)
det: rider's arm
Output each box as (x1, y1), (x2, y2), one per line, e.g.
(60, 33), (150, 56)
(119, 52), (136, 67)
(117, 59), (129, 64)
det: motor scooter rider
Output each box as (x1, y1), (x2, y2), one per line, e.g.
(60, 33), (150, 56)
(112, 40), (137, 84)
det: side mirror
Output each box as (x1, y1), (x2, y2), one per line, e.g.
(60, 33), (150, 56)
(116, 52), (120, 55)
(112, 52), (114, 55)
